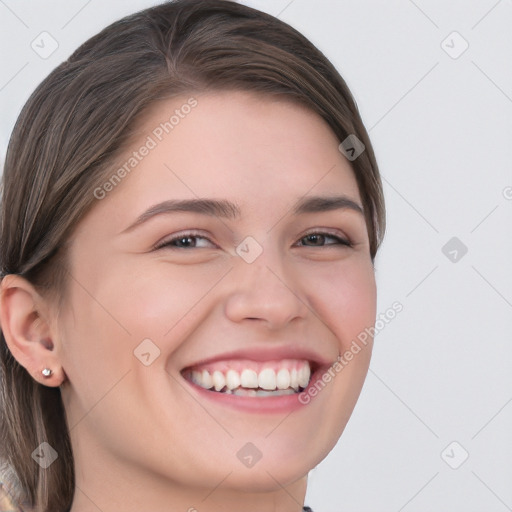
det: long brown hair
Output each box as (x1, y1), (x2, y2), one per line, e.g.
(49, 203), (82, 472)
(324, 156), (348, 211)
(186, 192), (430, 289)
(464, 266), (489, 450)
(0, 1), (385, 510)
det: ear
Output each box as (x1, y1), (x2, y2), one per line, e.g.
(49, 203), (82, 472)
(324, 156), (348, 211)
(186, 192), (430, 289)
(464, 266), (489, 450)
(0, 274), (66, 387)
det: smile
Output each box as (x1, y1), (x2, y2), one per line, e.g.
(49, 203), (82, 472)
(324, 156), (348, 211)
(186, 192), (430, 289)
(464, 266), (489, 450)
(182, 359), (314, 397)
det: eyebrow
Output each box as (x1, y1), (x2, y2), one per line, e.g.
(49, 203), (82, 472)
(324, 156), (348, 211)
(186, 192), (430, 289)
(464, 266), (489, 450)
(120, 195), (364, 234)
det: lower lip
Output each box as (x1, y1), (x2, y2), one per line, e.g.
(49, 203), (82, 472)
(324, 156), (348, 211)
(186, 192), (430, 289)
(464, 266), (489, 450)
(181, 364), (330, 414)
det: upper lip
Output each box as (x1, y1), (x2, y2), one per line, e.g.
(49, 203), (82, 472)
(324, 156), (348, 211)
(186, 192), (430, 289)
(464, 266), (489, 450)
(180, 345), (334, 372)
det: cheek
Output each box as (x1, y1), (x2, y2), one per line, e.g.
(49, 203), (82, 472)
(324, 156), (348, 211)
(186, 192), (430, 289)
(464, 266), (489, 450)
(59, 256), (229, 385)
(90, 259), (231, 359)
(58, 279), (134, 400)
(302, 257), (377, 346)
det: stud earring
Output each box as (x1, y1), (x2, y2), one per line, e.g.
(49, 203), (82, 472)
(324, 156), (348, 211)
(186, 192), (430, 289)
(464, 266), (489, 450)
(42, 368), (52, 378)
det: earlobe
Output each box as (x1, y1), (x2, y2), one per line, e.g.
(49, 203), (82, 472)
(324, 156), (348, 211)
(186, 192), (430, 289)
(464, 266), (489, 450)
(0, 274), (66, 387)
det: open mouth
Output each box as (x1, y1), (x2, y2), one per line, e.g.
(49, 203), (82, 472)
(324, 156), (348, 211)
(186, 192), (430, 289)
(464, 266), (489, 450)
(181, 359), (319, 397)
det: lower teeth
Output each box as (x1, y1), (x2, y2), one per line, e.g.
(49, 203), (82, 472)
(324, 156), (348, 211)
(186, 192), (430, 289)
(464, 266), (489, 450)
(215, 387), (301, 397)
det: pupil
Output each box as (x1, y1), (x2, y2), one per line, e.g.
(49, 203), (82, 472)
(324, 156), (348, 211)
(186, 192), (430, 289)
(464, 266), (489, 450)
(178, 237), (194, 247)
(307, 234), (324, 245)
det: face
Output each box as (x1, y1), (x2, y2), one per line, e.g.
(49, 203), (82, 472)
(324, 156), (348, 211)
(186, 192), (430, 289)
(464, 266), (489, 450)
(57, 90), (376, 494)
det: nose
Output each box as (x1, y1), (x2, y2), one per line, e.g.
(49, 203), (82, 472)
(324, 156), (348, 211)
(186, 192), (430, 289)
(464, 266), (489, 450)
(223, 250), (308, 330)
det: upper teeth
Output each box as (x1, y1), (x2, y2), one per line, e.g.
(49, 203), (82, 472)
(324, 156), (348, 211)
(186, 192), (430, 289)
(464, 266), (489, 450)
(186, 362), (311, 392)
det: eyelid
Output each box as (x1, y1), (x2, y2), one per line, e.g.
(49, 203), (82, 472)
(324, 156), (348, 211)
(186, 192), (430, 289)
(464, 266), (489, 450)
(152, 229), (216, 250)
(297, 228), (352, 246)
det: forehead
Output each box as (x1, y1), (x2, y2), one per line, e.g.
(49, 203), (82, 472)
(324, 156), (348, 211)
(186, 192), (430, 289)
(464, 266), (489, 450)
(93, 90), (361, 224)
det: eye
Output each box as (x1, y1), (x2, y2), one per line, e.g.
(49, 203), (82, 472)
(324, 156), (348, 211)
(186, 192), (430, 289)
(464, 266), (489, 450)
(153, 230), (352, 251)
(153, 231), (216, 250)
(296, 231), (352, 248)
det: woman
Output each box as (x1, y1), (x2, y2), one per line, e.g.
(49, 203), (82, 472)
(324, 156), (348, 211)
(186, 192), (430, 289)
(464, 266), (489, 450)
(0, 1), (385, 511)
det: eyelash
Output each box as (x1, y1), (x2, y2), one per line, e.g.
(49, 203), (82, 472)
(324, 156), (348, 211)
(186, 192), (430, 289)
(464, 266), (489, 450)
(153, 229), (353, 250)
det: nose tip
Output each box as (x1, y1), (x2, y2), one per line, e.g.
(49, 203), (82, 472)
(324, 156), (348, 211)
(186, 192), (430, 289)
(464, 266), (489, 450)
(224, 261), (308, 329)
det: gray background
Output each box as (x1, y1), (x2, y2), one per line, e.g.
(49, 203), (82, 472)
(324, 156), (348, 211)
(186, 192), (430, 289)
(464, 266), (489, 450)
(1, 1), (511, 511)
